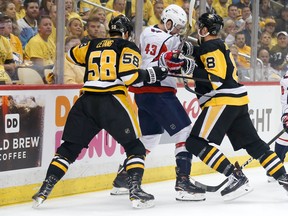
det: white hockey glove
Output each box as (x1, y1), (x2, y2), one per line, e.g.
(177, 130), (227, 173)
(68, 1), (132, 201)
(146, 66), (168, 84)
(159, 50), (184, 74)
(180, 55), (196, 76)
(182, 41), (194, 56)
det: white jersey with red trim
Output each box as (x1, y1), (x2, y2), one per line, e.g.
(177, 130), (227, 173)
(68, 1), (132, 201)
(277, 73), (288, 146)
(131, 25), (181, 93)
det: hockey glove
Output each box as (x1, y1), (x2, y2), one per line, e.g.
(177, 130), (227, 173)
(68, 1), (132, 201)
(182, 41), (194, 56)
(159, 50), (184, 73)
(146, 66), (168, 84)
(282, 113), (288, 132)
(181, 55), (196, 76)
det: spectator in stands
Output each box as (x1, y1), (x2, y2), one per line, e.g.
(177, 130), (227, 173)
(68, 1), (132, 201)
(258, 31), (272, 51)
(259, 0), (277, 18)
(205, 0), (217, 14)
(258, 47), (281, 81)
(0, 1), (20, 36)
(213, 0), (229, 18)
(64, 36), (84, 84)
(66, 17), (84, 40)
(106, 0), (126, 23)
(148, 0), (164, 26)
(235, 0), (251, 10)
(224, 4), (239, 22)
(17, 0), (39, 49)
(262, 17), (277, 47)
(79, 0), (101, 14)
(235, 31), (251, 69)
(275, 7), (288, 33)
(0, 13), (16, 80)
(222, 19), (237, 46)
(240, 16), (254, 46)
(65, 0), (81, 20)
(81, 17), (101, 43)
(239, 5), (252, 22)
(39, 0), (54, 16)
(131, 0), (154, 25)
(48, 3), (56, 43)
(0, 15), (23, 65)
(98, 23), (107, 38)
(270, 31), (288, 76)
(88, 7), (109, 31)
(24, 15), (55, 67)
(12, 0), (25, 20)
(230, 44), (251, 81)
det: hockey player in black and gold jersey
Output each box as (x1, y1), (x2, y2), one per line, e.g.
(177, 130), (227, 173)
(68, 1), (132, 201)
(183, 13), (288, 201)
(32, 15), (168, 209)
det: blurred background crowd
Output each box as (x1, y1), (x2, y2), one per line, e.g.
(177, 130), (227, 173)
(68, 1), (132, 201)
(0, 0), (287, 84)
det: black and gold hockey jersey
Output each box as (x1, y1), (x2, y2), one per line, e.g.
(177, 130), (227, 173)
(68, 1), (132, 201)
(66, 38), (142, 95)
(193, 38), (249, 108)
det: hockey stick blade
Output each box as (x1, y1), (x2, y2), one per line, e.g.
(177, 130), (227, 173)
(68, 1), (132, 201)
(192, 128), (286, 192)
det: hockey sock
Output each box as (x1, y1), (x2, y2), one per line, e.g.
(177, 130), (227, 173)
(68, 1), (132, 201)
(198, 146), (234, 177)
(175, 151), (192, 175)
(45, 154), (70, 181)
(275, 142), (288, 162)
(126, 155), (145, 177)
(258, 150), (286, 179)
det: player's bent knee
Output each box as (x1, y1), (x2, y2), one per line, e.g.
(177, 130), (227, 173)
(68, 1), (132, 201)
(244, 139), (270, 159)
(122, 139), (146, 157)
(186, 135), (209, 156)
(56, 141), (83, 163)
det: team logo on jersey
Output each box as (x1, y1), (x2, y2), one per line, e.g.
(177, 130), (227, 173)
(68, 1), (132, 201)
(125, 128), (130, 134)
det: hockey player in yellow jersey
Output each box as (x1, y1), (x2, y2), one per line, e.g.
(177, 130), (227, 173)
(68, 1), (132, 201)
(32, 15), (168, 209)
(184, 13), (288, 201)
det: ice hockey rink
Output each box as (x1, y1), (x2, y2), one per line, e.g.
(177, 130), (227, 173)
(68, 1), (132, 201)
(1, 165), (287, 216)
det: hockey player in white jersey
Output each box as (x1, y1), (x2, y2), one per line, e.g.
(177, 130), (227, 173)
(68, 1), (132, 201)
(267, 72), (288, 182)
(111, 4), (205, 201)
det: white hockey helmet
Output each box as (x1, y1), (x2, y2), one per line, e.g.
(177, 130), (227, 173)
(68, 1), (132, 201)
(161, 4), (187, 34)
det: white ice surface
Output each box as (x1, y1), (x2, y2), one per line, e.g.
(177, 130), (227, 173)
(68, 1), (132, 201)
(1, 165), (288, 216)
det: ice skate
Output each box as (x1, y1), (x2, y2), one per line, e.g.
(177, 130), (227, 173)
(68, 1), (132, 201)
(175, 172), (206, 201)
(128, 173), (154, 209)
(278, 173), (288, 195)
(220, 162), (253, 201)
(110, 164), (129, 195)
(32, 175), (58, 208)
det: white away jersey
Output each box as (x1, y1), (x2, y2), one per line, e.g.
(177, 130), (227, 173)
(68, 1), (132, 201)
(131, 25), (181, 92)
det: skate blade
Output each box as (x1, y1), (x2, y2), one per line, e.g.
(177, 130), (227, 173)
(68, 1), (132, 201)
(110, 187), (129, 195)
(175, 191), (206, 201)
(222, 183), (253, 201)
(32, 196), (45, 208)
(131, 199), (154, 209)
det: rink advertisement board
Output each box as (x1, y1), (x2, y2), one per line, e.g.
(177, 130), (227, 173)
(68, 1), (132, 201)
(0, 83), (282, 206)
(0, 95), (45, 171)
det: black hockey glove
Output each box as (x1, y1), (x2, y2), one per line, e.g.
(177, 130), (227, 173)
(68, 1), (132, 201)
(282, 113), (288, 132)
(146, 66), (168, 84)
(182, 41), (194, 56)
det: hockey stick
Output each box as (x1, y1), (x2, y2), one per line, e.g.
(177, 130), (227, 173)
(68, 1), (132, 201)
(179, 0), (196, 94)
(168, 74), (210, 82)
(192, 128), (286, 192)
